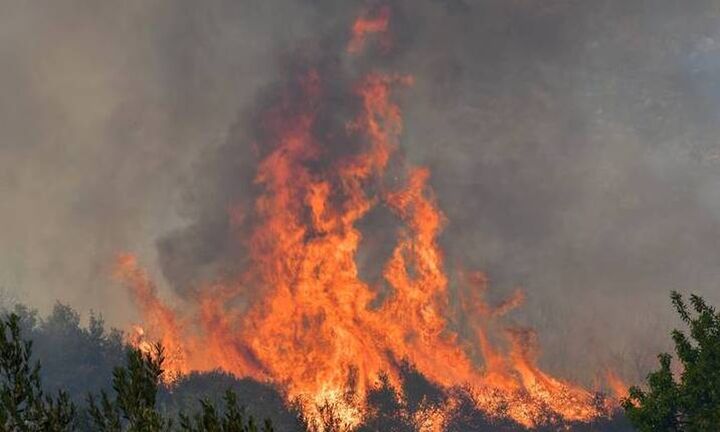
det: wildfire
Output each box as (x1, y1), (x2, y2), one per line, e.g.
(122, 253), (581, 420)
(116, 6), (624, 430)
(605, 370), (630, 401)
(347, 5), (392, 54)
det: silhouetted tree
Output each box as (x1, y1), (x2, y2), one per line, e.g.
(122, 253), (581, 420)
(88, 344), (173, 432)
(623, 291), (720, 431)
(162, 371), (297, 431)
(179, 389), (274, 432)
(33, 303), (125, 403)
(358, 373), (414, 432)
(88, 343), (277, 432)
(0, 313), (75, 431)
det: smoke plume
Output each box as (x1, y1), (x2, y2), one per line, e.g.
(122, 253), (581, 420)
(3, 0), (720, 387)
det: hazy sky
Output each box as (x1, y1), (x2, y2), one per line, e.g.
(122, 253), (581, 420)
(2, 0), (720, 383)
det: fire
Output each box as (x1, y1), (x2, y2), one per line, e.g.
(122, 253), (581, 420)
(347, 5), (392, 54)
(117, 6), (622, 430)
(605, 370), (630, 401)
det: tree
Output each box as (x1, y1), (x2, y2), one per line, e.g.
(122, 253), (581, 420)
(358, 373), (414, 432)
(88, 344), (173, 432)
(623, 291), (720, 431)
(89, 344), (275, 432)
(178, 389), (274, 432)
(160, 371), (297, 430)
(0, 313), (76, 431)
(1, 305), (279, 432)
(33, 303), (125, 404)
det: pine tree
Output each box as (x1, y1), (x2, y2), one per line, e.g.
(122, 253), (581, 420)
(0, 313), (76, 431)
(88, 344), (172, 432)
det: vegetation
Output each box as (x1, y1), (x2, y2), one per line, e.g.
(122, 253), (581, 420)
(0, 300), (636, 431)
(87, 344), (172, 431)
(0, 310), (275, 432)
(623, 292), (720, 431)
(179, 390), (274, 432)
(0, 313), (75, 431)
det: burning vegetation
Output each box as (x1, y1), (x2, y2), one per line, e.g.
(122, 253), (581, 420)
(114, 5), (626, 431)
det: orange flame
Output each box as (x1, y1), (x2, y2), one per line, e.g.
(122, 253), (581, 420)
(347, 5), (392, 54)
(117, 7), (622, 430)
(606, 370), (630, 401)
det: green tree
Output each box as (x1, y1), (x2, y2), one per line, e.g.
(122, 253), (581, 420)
(88, 344), (172, 432)
(623, 291), (720, 431)
(0, 313), (76, 431)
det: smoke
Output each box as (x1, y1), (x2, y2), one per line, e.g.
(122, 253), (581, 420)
(3, 0), (720, 384)
(0, 0), (327, 322)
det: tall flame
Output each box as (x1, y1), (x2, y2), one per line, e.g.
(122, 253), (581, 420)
(116, 7), (622, 430)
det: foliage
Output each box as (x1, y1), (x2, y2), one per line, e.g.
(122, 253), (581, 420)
(178, 390), (274, 432)
(88, 344), (276, 432)
(623, 291), (720, 431)
(358, 373), (414, 432)
(0, 301), (641, 432)
(4, 302), (126, 405)
(88, 344), (173, 431)
(36, 304), (126, 402)
(0, 304), (277, 432)
(0, 313), (76, 431)
(161, 371), (298, 431)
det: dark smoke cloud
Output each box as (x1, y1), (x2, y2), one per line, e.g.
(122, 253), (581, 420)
(3, 0), (720, 384)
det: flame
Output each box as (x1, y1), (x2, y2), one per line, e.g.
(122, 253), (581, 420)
(347, 5), (392, 54)
(117, 7), (623, 430)
(605, 370), (629, 401)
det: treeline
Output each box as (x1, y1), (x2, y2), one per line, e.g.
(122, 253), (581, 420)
(0, 302), (302, 431)
(0, 302), (638, 431)
(0, 311), (278, 431)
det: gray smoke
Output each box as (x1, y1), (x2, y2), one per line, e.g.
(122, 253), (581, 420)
(2, 0), (720, 385)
